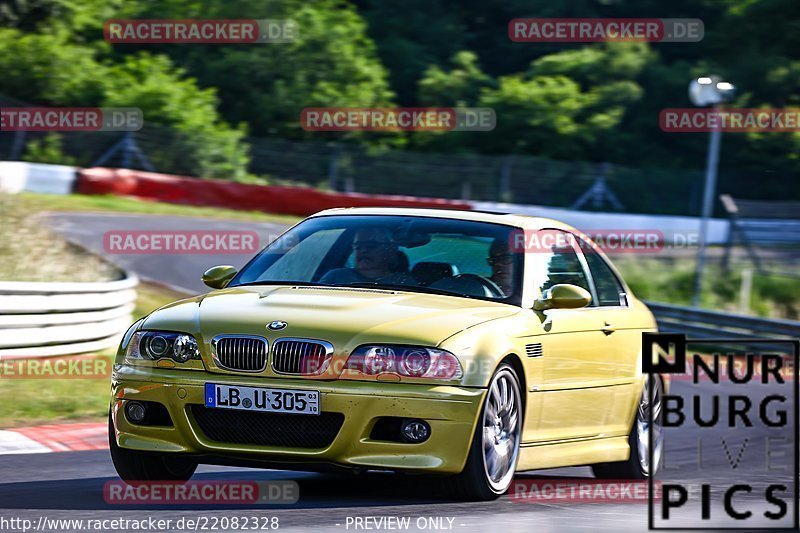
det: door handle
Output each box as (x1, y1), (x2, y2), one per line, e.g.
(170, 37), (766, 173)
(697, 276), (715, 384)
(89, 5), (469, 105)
(601, 323), (616, 335)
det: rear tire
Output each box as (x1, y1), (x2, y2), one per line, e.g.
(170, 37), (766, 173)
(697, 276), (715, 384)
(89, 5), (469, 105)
(592, 376), (664, 480)
(445, 363), (522, 500)
(108, 413), (197, 483)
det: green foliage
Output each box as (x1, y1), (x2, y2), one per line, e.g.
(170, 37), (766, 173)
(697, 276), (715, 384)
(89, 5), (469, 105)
(1, 0), (800, 196)
(0, 27), (248, 178)
(126, 0), (395, 140)
(0, 28), (105, 105)
(362, 0), (800, 194)
(100, 54), (250, 179)
(615, 256), (800, 320)
(752, 274), (800, 320)
(419, 51), (494, 107)
(21, 133), (77, 166)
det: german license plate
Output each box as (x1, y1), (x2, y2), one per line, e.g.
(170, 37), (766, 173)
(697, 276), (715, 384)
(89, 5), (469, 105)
(204, 383), (319, 415)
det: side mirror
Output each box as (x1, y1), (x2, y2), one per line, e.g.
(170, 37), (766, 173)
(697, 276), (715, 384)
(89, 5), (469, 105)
(202, 265), (238, 289)
(534, 284), (592, 311)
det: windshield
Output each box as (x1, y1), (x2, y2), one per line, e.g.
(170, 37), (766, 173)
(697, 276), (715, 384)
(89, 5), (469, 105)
(230, 215), (523, 305)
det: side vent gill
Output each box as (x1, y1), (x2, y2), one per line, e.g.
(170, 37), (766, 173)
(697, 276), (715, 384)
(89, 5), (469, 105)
(525, 343), (543, 358)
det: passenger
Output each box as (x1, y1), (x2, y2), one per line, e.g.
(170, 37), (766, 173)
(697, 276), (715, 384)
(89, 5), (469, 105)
(487, 237), (516, 296)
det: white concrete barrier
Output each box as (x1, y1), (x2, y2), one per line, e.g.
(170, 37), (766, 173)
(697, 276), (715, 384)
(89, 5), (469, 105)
(472, 201), (731, 245)
(0, 162), (77, 195)
(0, 272), (138, 359)
(0, 162), (28, 193)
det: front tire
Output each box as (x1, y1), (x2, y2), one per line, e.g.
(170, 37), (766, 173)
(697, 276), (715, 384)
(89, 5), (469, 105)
(446, 363), (522, 500)
(592, 375), (664, 479)
(108, 413), (197, 482)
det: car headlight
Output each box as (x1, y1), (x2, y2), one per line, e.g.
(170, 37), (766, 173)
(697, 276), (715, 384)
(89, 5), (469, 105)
(345, 345), (463, 380)
(126, 331), (200, 363)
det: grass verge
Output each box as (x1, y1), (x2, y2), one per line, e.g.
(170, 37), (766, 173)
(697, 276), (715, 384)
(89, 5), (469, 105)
(613, 255), (800, 320)
(0, 192), (118, 282)
(20, 192), (301, 224)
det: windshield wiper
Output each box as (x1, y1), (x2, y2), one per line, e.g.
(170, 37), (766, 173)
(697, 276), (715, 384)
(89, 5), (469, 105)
(340, 282), (475, 299)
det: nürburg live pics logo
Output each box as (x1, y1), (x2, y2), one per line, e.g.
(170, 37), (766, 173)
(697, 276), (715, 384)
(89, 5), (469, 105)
(643, 332), (799, 530)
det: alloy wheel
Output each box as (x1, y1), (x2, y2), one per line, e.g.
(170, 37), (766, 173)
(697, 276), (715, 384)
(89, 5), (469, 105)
(481, 369), (522, 492)
(636, 376), (664, 476)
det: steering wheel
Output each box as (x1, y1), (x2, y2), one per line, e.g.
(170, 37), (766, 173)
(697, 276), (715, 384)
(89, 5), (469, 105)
(434, 273), (505, 298)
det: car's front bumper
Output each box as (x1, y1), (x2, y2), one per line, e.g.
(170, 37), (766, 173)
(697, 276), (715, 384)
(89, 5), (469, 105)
(111, 365), (485, 474)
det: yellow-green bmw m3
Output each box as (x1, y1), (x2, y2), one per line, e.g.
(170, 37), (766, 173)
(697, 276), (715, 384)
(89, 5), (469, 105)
(109, 207), (664, 500)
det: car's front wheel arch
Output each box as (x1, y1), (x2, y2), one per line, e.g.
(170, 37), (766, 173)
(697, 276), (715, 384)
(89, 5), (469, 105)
(445, 361), (523, 500)
(498, 353), (526, 419)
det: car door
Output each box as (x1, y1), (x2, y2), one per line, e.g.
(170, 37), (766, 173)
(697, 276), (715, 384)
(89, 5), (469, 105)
(577, 236), (643, 437)
(522, 229), (619, 443)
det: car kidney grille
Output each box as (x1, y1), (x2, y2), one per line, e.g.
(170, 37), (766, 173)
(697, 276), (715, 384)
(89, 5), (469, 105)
(214, 336), (267, 372)
(190, 406), (344, 448)
(271, 339), (332, 375)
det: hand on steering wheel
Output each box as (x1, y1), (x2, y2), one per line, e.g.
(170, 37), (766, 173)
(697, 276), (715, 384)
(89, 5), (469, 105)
(451, 274), (505, 298)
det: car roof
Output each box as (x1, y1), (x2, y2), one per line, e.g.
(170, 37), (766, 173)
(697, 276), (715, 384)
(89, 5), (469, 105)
(310, 207), (578, 232)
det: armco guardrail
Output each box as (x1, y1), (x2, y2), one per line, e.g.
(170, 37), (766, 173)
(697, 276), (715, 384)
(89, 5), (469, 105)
(647, 301), (800, 347)
(0, 273), (138, 359)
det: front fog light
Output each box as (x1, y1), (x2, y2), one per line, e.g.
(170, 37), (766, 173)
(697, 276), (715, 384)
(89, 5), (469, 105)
(125, 401), (147, 424)
(400, 419), (430, 443)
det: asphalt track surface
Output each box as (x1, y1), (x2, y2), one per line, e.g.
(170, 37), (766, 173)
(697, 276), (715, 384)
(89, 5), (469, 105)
(0, 212), (794, 532)
(44, 212), (292, 294)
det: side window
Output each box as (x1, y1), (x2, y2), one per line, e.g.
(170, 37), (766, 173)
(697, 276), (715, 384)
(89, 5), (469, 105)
(583, 249), (627, 307)
(528, 230), (593, 301)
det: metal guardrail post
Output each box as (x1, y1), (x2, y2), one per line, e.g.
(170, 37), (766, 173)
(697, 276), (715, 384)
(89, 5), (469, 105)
(499, 155), (513, 203)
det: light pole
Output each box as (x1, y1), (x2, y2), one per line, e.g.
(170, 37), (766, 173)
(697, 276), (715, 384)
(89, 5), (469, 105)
(689, 76), (736, 307)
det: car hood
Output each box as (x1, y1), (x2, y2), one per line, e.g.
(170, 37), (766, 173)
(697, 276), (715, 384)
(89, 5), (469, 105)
(143, 284), (519, 356)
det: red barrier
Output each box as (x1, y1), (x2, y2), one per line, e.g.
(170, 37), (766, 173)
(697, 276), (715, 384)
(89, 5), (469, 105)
(76, 168), (472, 216)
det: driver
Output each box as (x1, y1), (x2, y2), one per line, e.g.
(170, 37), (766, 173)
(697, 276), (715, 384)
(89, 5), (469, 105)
(487, 237), (516, 296)
(320, 227), (413, 285)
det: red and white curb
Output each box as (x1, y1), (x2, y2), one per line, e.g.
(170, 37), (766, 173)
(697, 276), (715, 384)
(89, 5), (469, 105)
(0, 422), (107, 455)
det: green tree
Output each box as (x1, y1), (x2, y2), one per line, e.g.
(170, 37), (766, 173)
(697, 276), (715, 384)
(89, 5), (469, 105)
(100, 54), (249, 179)
(418, 51), (493, 107)
(0, 28), (248, 178)
(127, 0), (395, 140)
(21, 133), (77, 166)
